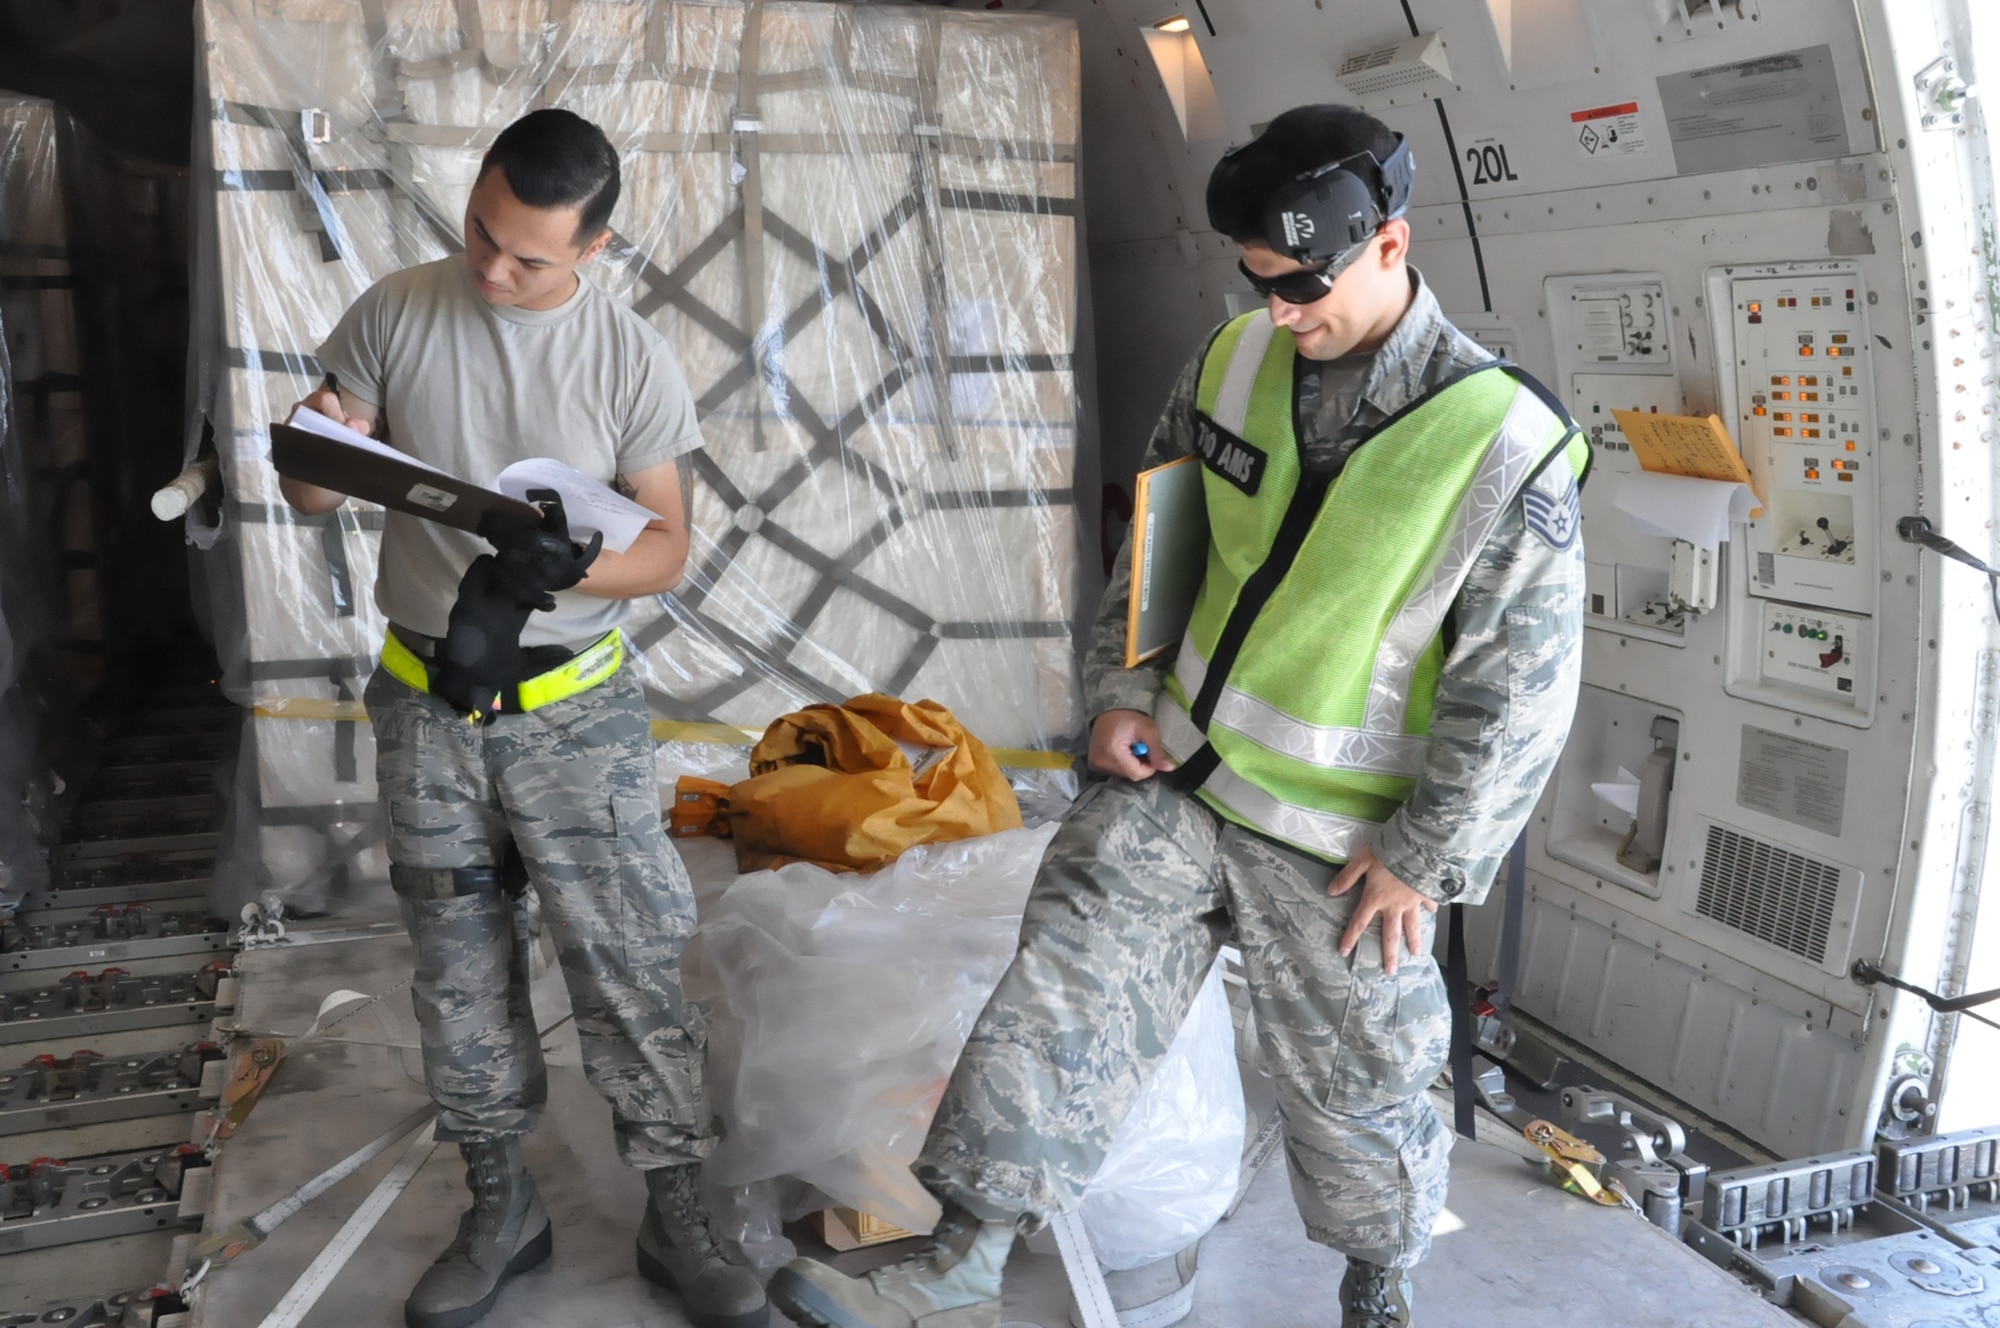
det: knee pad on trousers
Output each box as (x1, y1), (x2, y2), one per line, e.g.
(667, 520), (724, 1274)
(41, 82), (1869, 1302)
(391, 863), (506, 901)
(392, 843), (530, 902)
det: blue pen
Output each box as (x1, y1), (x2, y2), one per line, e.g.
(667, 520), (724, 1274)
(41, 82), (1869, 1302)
(1131, 741), (1150, 760)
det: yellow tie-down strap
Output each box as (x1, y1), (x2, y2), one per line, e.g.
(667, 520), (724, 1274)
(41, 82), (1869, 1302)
(1524, 1119), (1631, 1208)
(649, 719), (1075, 771)
(252, 697), (372, 721)
(253, 657), (1073, 771)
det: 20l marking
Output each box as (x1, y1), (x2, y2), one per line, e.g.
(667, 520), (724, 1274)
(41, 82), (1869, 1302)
(1467, 143), (1519, 185)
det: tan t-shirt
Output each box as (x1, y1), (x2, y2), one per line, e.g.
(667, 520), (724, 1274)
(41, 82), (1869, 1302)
(316, 256), (702, 648)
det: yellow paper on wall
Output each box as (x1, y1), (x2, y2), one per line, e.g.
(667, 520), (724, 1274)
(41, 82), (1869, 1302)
(1610, 409), (1764, 517)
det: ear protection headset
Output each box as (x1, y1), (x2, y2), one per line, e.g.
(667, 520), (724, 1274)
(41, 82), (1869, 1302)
(1258, 134), (1415, 265)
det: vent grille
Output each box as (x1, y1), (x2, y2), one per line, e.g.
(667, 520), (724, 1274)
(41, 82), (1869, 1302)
(1335, 33), (1454, 101)
(1340, 46), (1399, 75)
(1696, 825), (1840, 962)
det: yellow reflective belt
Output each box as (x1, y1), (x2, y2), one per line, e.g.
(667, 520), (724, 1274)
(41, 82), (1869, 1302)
(380, 630), (431, 693)
(379, 629), (623, 713)
(516, 632), (623, 710)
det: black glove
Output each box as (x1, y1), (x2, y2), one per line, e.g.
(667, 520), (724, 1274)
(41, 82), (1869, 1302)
(430, 554), (535, 725)
(480, 488), (603, 611)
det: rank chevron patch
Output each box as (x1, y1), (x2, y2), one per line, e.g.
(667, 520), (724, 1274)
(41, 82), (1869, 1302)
(1523, 478), (1580, 550)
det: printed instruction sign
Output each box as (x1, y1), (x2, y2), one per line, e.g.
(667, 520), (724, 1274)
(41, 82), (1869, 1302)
(1571, 102), (1648, 159)
(1657, 45), (1849, 175)
(1737, 726), (1848, 838)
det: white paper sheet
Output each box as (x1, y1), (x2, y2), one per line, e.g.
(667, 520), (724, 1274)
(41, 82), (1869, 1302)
(282, 403), (450, 478)
(1613, 472), (1757, 550)
(496, 457), (660, 553)
(1591, 766), (1642, 818)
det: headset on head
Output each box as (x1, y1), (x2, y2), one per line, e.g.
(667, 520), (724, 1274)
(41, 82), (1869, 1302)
(1255, 134), (1415, 265)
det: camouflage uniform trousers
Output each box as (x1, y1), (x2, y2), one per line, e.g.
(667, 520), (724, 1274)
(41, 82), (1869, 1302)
(364, 652), (714, 1168)
(917, 774), (1453, 1269)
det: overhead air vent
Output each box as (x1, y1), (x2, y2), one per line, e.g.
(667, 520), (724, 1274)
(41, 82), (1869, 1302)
(1657, 0), (1760, 41)
(1335, 32), (1455, 108)
(1694, 823), (1843, 964)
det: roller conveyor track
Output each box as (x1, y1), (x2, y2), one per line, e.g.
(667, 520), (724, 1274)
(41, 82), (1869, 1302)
(0, 1142), (210, 1255)
(0, 1041), (224, 1137)
(0, 908), (234, 975)
(0, 1287), (179, 1326)
(0, 964), (234, 1047)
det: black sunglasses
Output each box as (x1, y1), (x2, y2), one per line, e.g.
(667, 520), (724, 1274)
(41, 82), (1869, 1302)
(1238, 259), (1333, 304)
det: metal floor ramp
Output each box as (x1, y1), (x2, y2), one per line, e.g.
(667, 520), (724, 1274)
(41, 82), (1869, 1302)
(49, 924), (1811, 1328)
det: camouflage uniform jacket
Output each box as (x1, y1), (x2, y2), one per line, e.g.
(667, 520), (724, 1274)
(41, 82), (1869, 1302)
(1085, 271), (1585, 907)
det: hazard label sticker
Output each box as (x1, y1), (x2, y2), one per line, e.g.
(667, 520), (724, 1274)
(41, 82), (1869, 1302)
(1572, 102), (1648, 159)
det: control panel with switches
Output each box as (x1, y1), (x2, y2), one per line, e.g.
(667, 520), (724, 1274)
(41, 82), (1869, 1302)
(1546, 275), (1686, 643)
(1713, 265), (1879, 614)
(1711, 262), (1879, 727)
(1760, 602), (1872, 706)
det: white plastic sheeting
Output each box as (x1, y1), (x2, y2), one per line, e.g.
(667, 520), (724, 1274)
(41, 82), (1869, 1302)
(679, 821), (1240, 1272)
(1079, 960), (1243, 1270)
(678, 822), (1059, 1239)
(187, 0), (1083, 907)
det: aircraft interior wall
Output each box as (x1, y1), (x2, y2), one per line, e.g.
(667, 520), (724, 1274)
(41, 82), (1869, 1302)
(1058, 0), (2000, 1159)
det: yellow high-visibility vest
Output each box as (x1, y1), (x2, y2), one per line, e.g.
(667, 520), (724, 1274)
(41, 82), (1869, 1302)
(1154, 311), (1588, 862)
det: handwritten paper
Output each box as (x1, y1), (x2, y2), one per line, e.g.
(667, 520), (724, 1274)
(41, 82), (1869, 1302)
(496, 458), (660, 553)
(1611, 408), (1763, 520)
(283, 403), (449, 478)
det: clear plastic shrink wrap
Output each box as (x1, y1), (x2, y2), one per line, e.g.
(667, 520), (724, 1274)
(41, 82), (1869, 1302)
(677, 822), (1061, 1240)
(186, 0), (1083, 909)
(0, 96), (69, 916)
(1078, 960), (1244, 1270)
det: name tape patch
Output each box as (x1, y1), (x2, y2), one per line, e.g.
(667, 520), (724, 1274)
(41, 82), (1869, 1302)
(1192, 411), (1268, 497)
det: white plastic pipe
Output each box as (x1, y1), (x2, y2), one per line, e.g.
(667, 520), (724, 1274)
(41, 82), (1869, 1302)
(151, 456), (219, 520)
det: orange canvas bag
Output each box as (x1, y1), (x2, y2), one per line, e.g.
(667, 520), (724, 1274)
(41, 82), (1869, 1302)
(723, 693), (1021, 873)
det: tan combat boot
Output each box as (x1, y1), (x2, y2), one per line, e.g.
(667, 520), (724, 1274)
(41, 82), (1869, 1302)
(405, 1137), (551, 1328)
(634, 1162), (770, 1328)
(767, 1200), (1013, 1328)
(1340, 1257), (1414, 1328)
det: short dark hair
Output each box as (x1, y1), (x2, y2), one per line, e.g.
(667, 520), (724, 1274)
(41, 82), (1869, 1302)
(1205, 105), (1401, 243)
(478, 108), (621, 245)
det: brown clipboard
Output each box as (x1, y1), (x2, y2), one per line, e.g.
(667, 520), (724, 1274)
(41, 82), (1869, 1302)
(269, 422), (543, 534)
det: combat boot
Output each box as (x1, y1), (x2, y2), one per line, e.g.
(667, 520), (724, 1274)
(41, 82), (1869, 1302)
(634, 1163), (770, 1328)
(1339, 1257), (1413, 1328)
(767, 1200), (1013, 1328)
(405, 1136), (551, 1328)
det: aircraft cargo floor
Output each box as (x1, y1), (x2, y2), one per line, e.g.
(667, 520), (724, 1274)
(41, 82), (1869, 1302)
(4, 919), (1797, 1328)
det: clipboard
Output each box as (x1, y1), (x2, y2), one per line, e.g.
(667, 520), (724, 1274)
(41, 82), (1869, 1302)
(1124, 455), (1209, 667)
(270, 421), (543, 534)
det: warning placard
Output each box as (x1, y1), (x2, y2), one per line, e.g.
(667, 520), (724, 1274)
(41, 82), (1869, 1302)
(1572, 101), (1648, 159)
